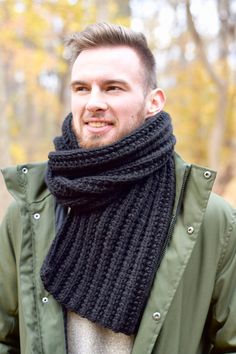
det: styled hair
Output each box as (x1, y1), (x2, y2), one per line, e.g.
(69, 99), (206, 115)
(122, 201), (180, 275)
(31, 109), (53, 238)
(65, 22), (157, 91)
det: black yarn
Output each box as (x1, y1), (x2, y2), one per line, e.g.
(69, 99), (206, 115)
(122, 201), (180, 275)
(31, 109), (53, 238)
(41, 111), (176, 335)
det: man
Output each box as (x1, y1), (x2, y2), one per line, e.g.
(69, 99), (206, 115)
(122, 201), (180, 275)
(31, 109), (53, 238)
(0, 22), (236, 354)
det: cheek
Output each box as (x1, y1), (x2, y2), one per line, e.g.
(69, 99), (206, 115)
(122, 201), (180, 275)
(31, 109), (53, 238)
(120, 100), (145, 118)
(71, 98), (78, 110)
(71, 112), (82, 135)
(71, 95), (84, 111)
(71, 116), (78, 132)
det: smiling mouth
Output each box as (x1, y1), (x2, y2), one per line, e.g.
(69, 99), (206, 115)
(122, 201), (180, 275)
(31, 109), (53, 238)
(84, 120), (114, 135)
(87, 121), (111, 127)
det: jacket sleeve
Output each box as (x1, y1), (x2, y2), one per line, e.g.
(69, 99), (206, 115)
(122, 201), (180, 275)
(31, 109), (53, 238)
(0, 202), (20, 353)
(209, 207), (236, 353)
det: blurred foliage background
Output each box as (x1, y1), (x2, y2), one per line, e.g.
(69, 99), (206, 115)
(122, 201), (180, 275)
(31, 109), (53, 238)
(0, 0), (236, 220)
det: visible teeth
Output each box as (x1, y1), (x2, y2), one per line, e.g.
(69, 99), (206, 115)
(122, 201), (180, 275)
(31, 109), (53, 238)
(88, 122), (107, 127)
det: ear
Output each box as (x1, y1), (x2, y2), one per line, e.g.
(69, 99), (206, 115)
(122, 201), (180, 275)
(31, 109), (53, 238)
(145, 88), (166, 118)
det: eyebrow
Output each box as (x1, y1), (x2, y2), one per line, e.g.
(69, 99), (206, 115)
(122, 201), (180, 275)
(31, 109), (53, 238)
(70, 80), (87, 89)
(103, 79), (129, 86)
(70, 79), (129, 88)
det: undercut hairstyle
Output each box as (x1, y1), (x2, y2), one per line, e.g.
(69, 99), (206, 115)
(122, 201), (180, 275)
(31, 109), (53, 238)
(65, 22), (157, 91)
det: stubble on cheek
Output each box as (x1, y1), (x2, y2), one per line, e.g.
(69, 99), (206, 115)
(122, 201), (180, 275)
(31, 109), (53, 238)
(71, 117), (113, 149)
(70, 105), (147, 149)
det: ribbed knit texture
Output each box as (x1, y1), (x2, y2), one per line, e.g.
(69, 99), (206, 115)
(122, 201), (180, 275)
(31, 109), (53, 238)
(40, 111), (176, 335)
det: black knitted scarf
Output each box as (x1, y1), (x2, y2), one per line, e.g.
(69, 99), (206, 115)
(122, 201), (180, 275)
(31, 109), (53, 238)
(41, 111), (176, 335)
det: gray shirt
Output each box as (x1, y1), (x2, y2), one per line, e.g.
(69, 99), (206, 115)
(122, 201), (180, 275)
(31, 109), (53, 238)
(67, 311), (134, 354)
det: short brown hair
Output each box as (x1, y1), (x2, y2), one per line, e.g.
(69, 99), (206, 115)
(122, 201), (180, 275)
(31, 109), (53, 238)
(65, 22), (157, 91)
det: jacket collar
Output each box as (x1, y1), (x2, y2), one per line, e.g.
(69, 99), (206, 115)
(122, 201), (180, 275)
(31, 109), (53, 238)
(1, 162), (49, 204)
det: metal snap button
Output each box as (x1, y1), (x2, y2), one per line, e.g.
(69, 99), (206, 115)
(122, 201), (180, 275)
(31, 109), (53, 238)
(33, 213), (40, 220)
(42, 297), (48, 304)
(203, 171), (212, 179)
(187, 226), (194, 234)
(152, 311), (161, 321)
(22, 167), (28, 174)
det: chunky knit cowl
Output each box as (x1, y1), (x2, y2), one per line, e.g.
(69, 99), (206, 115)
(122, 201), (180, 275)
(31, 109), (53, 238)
(40, 111), (176, 335)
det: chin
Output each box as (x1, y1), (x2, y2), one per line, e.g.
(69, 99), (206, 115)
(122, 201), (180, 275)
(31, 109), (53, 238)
(79, 138), (110, 149)
(80, 134), (121, 149)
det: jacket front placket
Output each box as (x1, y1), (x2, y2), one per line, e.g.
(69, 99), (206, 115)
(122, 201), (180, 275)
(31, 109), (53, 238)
(3, 164), (67, 354)
(132, 159), (216, 354)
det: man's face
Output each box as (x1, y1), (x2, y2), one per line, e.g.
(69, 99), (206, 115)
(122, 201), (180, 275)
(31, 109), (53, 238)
(70, 46), (162, 149)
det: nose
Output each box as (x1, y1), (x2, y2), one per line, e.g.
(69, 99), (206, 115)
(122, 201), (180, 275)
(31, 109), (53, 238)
(85, 89), (108, 112)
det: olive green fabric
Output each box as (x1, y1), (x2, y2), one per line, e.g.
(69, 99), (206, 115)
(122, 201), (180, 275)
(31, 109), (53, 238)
(1, 154), (236, 354)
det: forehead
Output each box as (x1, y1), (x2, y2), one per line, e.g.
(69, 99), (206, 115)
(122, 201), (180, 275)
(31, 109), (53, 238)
(71, 46), (144, 83)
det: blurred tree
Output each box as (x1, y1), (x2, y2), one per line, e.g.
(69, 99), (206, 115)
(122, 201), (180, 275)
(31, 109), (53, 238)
(185, 0), (236, 192)
(0, 0), (130, 220)
(131, 0), (236, 194)
(0, 0), (130, 165)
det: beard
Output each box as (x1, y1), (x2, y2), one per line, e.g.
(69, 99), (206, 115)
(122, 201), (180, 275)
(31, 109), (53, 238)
(74, 107), (148, 150)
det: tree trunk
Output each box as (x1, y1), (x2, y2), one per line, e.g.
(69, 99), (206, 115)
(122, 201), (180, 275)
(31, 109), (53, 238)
(185, 0), (229, 177)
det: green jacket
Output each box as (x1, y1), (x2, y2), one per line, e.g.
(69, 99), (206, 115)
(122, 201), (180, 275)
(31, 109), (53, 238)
(1, 154), (236, 354)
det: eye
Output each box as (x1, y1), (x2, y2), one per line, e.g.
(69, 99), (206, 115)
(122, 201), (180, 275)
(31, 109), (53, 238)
(106, 85), (123, 92)
(71, 85), (89, 93)
(77, 86), (89, 92)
